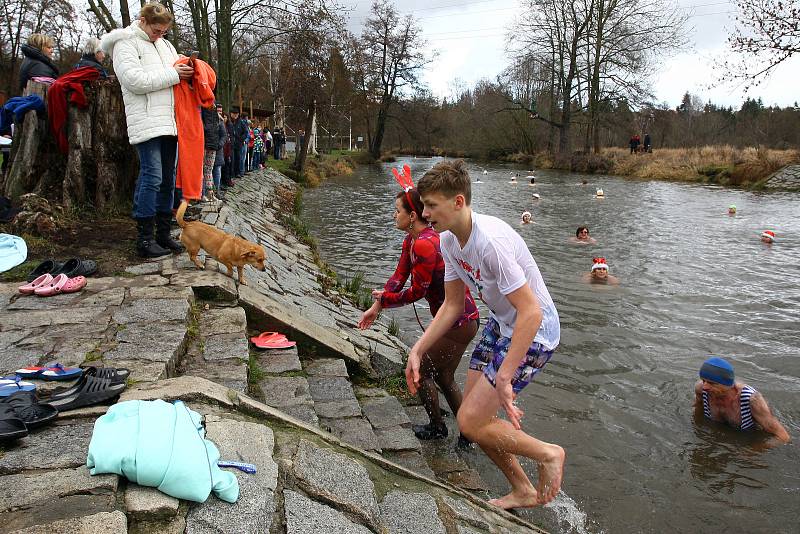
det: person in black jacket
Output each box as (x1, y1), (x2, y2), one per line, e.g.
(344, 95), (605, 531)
(73, 37), (108, 78)
(229, 107), (248, 178)
(19, 34), (59, 92)
(213, 104), (227, 199)
(201, 100), (221, 201)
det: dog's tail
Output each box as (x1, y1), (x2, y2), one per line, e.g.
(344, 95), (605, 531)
(176, 200), (188, 228)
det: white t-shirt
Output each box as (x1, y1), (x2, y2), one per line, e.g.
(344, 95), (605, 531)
(441, 213), (560, 350)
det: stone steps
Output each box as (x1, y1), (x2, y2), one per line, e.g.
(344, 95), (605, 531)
(179, 303), (249, 393)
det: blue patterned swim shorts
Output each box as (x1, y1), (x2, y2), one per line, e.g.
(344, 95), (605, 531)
(469, 317), (554, 393)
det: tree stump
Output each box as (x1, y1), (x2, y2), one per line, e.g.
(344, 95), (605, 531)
(3, 78), (138, 211)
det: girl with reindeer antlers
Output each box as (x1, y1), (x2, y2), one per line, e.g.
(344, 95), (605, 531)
(357, 164), (480, 441)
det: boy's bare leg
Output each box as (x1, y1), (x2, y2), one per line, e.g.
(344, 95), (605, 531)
(458, 375), (565, 508)
(462, 370), (537, 507)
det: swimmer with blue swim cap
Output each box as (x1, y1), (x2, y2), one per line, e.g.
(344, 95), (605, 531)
(694, 357), (790, 445)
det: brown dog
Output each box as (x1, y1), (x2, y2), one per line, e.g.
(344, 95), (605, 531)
(176, 201), (267, 284)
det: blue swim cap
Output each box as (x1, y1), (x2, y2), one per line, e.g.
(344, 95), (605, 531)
(699, 357), (734, 386)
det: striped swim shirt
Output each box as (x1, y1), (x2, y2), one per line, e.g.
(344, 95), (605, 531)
(702, 385), (757, 431)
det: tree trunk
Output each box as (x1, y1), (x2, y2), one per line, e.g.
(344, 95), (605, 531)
(589, 0), (605, 154)
(217, 0), (233, 109)
(120, 0), (131, 27)
(370, 104), (388, 159)
(294, 100), (316, 174)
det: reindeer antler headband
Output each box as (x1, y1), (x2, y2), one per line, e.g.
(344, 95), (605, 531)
(392, 164), (417, 216)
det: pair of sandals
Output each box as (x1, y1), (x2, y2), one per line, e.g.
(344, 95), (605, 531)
(18, 273), (87, 296)
(25, 258), (97, 283)
(0, 391), (58, 442)
(0, 366), (129, 442)
(250, 331), (296, 349)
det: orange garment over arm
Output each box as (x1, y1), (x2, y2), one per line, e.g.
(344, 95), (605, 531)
(173, 58), (217, 201)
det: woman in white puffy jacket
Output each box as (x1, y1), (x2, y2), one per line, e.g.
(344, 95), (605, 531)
(101, 2), (193, 258)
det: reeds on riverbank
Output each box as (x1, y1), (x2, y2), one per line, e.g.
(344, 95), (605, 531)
(527, 146), (799, 187)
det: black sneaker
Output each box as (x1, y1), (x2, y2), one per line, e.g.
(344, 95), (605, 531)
(412, 422), (448, 440)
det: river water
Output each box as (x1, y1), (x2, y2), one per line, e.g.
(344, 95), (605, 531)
(303, 156), (800, 533)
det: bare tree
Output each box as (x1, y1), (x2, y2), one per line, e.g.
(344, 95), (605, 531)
(0, 0), (81, 95)
(722, 0), (800, 89)
(353, 0), (428, 159)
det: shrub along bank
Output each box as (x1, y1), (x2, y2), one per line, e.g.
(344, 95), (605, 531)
(500, 146), (799, 187)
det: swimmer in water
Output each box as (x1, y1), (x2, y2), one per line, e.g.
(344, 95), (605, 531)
(582, 257), (619, 284)
(694, 357), (790, 446)
(510, 174), (518, 184)
(531, 193), (541, 200)
(581, 179), (588, 185)
(529, 176), (536, 185)
(727, 204), (736, 215)
(521, 211), (533, 225)
(760, 230), (776, 244)
(595, 188), (605, 198)
(570, 226), (597, 244)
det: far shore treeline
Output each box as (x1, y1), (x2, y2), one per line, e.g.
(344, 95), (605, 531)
(1, 0), (797, 183)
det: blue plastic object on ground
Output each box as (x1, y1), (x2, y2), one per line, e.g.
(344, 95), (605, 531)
(217, 460), (257, 474)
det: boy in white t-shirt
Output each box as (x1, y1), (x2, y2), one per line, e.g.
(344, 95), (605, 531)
(407, 160), (564, 509)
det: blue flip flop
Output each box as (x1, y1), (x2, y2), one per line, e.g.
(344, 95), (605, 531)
(15, 363), (83, 381)
(0, 376), (36, 397)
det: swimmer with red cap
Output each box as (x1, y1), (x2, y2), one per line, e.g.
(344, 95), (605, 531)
(582, 257), (619, 284)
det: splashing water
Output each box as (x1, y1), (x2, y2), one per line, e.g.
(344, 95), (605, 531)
(545, 491), (596, 534)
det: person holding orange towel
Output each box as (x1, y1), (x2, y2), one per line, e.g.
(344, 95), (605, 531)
(100, 3), (191, 258)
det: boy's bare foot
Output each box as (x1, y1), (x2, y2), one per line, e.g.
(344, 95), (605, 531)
(537, 445), (565, 504)
(488, 485), (539, 510)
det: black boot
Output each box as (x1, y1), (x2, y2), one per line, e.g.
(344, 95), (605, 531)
(136, 217), (171, 258)
(155, 212), (185, 253)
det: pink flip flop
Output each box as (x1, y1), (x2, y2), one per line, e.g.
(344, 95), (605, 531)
(18, 274), (53, 295)
(61, 276), (87, 294)
(250, 331), (288, 344)
(251, 331), (296, 349)
(253, 338), (297, 349)
(34, 273), (68, 296)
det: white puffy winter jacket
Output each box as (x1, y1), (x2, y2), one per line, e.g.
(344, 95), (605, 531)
(100, 21), (180, 145)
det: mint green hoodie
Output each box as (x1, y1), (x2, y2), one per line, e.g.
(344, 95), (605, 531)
(87, 399), (239, 503)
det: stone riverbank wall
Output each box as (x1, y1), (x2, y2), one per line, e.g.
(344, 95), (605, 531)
(0, 168), (546, 533)
(763, 164), (800, 190)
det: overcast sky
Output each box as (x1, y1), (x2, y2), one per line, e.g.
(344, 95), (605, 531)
(343, 0), (799, 109)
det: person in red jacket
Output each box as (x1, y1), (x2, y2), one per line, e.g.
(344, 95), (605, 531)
(358, 168), (479, 440)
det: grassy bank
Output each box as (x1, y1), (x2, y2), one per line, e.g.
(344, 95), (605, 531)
(502, 146), (799, 187)
(263, 150), (361, 186)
